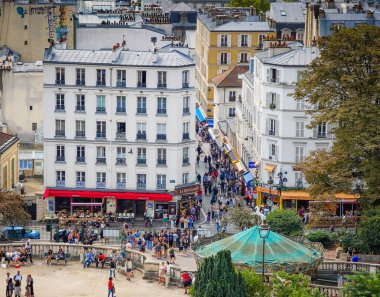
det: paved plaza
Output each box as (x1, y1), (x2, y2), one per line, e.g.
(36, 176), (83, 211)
(1, 261), (184, 297)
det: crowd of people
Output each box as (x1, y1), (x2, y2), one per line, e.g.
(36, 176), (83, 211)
(6, 271), (34, 297)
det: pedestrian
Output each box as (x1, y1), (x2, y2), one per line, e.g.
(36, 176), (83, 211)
(109, 258), (116, 278)
(125, 258), (133, 281)
(107, 277), (115, 297)
(337, 272), (343, 287)
(13, 271), (22, 286)
(169, 247), (176, 264)
(203, 155), (208, 168)
(165, 261), (172, 288)
(25, 275), (33, 297)
(6, 272), (14, 297)
(196, 155), (200, 167)
(181, 271), (192, 295)
(25, 239), (33, 264)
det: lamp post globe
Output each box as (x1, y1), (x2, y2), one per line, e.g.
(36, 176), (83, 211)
(259, 220), (270, 282)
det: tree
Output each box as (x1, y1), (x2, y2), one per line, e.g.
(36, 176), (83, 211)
(293, 25), (380, 202)
(356, 207), (380, 254)
(240, 269), (271, 297)
(192, 250), (246, 297)
(222, 205), (256, 231)
(229, 0), (270, 13)
(266, 209), (303, 236)
(0, 191), (31, 226)
(342, 272), (380, 297)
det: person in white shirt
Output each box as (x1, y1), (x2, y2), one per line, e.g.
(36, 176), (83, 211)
(13, 271), (22, 284)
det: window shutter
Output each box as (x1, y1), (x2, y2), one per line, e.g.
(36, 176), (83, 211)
(275, 145), (279, 160)
(327, 123), (332, 138)
(227, 35), (231, 47)
(265, 118), (269, 134)
(295, 122), (299, 137)
(276, 69), (280, 83)
(266, 68), (270, 83)
(238, 35), (241, 47)
(217, 53), (221, 65)
(248, 35), (252, 47)
(275, 120), (279, 136)
(313, 127), (318, 138)
(266, 93), (270, 107)
(227, 53), (231, 65)
(268, 143), (272, 159)
(276, 94), (280, 109)
(217, 34), (221, 47)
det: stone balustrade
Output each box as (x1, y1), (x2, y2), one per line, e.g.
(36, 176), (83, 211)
(318, 261), (380, 274)
(310, 284), (341, 297)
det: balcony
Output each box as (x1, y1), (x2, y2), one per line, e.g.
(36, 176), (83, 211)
(55, 105), (65, 112)
(76, 181), (85, 188)
(137, 183), (146, 190)
(157, 183), (166, 190)
(56, 156), (65, 162)
(182, 133), (190, 140)
(96, 157), (106, 164)
(182, 82), (189, 88)
(96, 132), (106, 139)
(116, 81), (126, 88)
(137, 82), (146, 88)
(136, 132), (146, 140)
(55, 79), (65, 85)
(116, 132), (126, 139)
(116, 158), (126, 165)
(183, 107), (190, 114)
(241, 43), (248, 47)
(96, 106), (106, 113)
(317, 133), (326, 138)
(157, 108), (167, 115)
(220, 42), (228, 47)
(157, 159), (167, 166)
(96, 81), (106, 87)
(116, 182), (126, 189)
(137, 158), (146, 165)
(76, 106), (85, 112)
(116, 107), (126, 113)
(55, 130), (65, 137)
(182, 158), (190, 165)
(56, 180), (65, 187)
(76, 156), (85, 163)
(76, 80), (85, 86)
(269, 130), (276, 136)
(157, 83), (167, 89)
(96, 182), (106, 189)
(156, 134), (166, 141)
(75, 131), (85, 138)
(137, 108), (147, 114)
(229, 96), (236, 102)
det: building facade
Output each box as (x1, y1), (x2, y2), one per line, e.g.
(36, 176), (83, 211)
(0, 132), (20, 190)
(236, 45), (335, 208)
(195, 6), (274, 118)
(43, 47), (196, 217)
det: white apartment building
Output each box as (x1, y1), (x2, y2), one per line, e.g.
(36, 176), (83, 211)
(236, 46), (333, 194)
(43, 47), (196, 217)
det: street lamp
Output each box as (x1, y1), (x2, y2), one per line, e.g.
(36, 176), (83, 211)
(259, 220), (270, 281)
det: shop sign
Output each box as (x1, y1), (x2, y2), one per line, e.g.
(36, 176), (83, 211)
(146, 201), (155, 217)
(47, 198), (55, 214)
(170, 180), (176, 184)
(249, 162), (255, 168)
(174, 184), (199, 196)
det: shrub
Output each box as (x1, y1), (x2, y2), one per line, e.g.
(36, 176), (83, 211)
(266, 209), (303, 236)
(306, 230), (332, 245)
(342, 272), (380, 296)
(240, 269), (271, 297)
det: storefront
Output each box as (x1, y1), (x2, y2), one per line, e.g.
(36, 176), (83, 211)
(256, 186), (281, 209)
(174, 182), (200, 215)
(43, 189), (173, 218)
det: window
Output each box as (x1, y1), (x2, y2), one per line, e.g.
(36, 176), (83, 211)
(116, 70), (126, 87)
(296, 31), (304, 41)
(183, 96), (190, 113)
(240, 52), (248, 63)
(228, 108), (236, 117)
(296, 99), (305, 110)
(56, 171), (65, 186)
(55, 67), (65, 85)
(316, 122), (327, 138)
(157, 97), (167, 114)
(96, 172), (106, 188)
(220, 34), (228, 47)
(266, 118), (277, 136)
(96, 146), (106, 164)
(96, 95), (106, 113)
(76, 94), (85, 112)
(295, 146), (305, 163)
(137, 123), (146, 140)
(76, 68), (85, 86)
(295, 172), (304, 187)
(229, 91), (236, 102)
(266, 92), (278, 109)
(180, 12), (188, 23)
(137, 174), (146, 190)
(117, 173), (126, 189)
(280, 10), (286, 16)
(96, 121), (106, 138)
(267, 68), (280, 83)
(295, 121), (305, 137)
(157, 148), (167, 165)
(116, 147), (126, 164)
(268, 143), (277, 160)
(75, 120), (86, 138)
(96, 69), (106, 86)
(137, 97), (147, 114)
(182, 173), (189, 184)
(220, 53), (228, 65)
(240, 34), (248, 47)
(76, 146), (85, 163)
(32, 123), (37, 131)
(116, 96), (126, 113)
(157, 174), (166, 190)
(137, 70), (146, 88)
(157, 123), (166, 140)
(182, 70), (189, 88)
(157, 71), (167, 88)
(183, 122), (190, 139)
(19, 160), (32, 170)
(116, 122), (126, 139)
(183, 147), (189, 164)
(55, 94), (65, 111)
(76, 172), (85, 188)
(56, 145), (65, 162)
(55, 119), (65, 137)
(258, 34), (266, 48)
(137, 148), (147, 165)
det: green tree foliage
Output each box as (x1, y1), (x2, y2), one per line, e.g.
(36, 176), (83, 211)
(240, 269), (271, 297)
(192, 250), (246, 297)
(229, 0), (270, 12)
(293, 25), (380, 202)
(342, 272), (380, 297)
(306, 230), (333, 245)
(272, 271), (324, 297)
(0, 191), (31, 226)
(223, 204), (257, 230)
(266, 209), (303, 236)
(356, 207), (380, 254)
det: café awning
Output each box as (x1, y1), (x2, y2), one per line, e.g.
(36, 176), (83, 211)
(265, 164), (276, 172)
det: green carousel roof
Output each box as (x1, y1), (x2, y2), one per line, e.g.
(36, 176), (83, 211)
(196, 226), (322, 273)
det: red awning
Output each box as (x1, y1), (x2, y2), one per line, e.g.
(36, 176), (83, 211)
(43, 188), (173, 202)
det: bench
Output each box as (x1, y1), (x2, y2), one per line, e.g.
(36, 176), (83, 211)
(43, 253), (71, 266)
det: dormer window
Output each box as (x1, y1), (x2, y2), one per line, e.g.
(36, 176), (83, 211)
(280, 10), (286, 16)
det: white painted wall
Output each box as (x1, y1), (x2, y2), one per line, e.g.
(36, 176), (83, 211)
(213, 85), (241, 124)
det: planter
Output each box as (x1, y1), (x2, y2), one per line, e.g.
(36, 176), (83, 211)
(269, 103), (276, 110)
